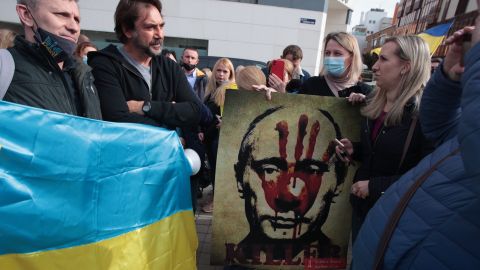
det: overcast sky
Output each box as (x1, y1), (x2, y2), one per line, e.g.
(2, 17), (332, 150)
(348, 0), (400, 29)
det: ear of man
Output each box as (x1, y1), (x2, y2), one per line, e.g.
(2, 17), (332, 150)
(16, 4), (34, 27)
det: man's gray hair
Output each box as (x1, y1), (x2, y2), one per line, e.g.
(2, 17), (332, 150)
(17, 0), (79, 9)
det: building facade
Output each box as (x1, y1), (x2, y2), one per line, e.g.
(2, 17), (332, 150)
(366, 0), (477, 57)
(0, 0), (353, 75)
(352, 8), (392, 53)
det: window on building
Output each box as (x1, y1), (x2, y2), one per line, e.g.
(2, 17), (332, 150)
(372, 20), (376, 24)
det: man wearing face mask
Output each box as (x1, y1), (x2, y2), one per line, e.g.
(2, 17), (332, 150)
(88, 0), (201, 128)
(180, 47), (213, 211)
(181, 48), (206, 98)
(0, 0), (102, 119)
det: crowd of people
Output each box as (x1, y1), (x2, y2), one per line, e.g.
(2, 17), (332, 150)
(1, 0), (479, 269)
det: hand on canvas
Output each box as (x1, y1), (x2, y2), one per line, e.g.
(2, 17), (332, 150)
(351, 180), (369, 199)
(347, 93), (366, 104)
(252, 84), (277, 101)
(444, 26), (475, 81)
(268, 73), (287, 93)
(126, 100), (144, 115)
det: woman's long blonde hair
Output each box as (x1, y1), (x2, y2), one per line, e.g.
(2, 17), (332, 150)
(362, 35), (430, 126)
(320, 32), (363, 81)
(205, 58), (235, 107)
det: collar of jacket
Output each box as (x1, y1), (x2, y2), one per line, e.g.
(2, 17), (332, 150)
(14, 35), (76, 71)
(89, 44), (157, 78)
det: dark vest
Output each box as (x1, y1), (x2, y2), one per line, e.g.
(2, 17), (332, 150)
(4, 36), (101, 119)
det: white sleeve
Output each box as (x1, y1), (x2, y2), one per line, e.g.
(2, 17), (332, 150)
(0, 49), (15, 100)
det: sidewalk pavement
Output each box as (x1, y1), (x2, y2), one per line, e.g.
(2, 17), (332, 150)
(195, 185), (223, 270)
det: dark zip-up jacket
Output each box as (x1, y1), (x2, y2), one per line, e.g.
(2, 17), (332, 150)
(88, 45), (201, 128)
(4, 36), (102, 120)
(351, 106), (433, 208)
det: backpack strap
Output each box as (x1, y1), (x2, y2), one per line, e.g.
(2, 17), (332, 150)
(0, 49), (15, 100)
(397, 115), (418, 173)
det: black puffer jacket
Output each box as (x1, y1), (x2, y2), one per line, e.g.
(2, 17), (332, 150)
(88, 45), (201, 128)
(5, 36), (102, 120)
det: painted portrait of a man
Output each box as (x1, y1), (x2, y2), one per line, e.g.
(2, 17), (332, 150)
(211, 91), (360, 269)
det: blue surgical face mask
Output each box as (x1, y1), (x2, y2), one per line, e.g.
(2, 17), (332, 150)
(323, 57), (346, 77)
(82, 55), (88, 64)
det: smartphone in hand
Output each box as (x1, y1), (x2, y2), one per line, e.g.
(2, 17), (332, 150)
(270, 60), (285, 81)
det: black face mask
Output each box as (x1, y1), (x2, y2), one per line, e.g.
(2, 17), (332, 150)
(182, 62), (196, 71)
(34, 27), (77, 63)
(27, 6), (76, 63)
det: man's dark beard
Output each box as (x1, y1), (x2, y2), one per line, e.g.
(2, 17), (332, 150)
(132, 33), (163, 57)
(145, 39), (163, 57)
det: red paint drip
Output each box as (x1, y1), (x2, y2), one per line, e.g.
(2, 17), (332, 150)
(275, 121), (289, 159)
(306, 121), (320, 159)
(295, 115), (308, 161)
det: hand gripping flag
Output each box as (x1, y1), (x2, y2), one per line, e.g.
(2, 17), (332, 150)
(0, 101), (197, 270)
(418, 22), (453, 56)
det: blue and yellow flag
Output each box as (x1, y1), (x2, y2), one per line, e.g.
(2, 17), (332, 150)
(0, 101), (197, 269)
(418, 22), (453, 56)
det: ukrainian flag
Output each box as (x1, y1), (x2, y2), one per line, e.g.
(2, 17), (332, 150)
(418, 22), (453, 56)
(0, 101), (197, 269)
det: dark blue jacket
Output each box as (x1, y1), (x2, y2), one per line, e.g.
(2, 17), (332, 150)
(352, 44), (480, 269)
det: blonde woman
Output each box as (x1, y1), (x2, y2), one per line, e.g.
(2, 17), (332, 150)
(203, 58), (237, 212)
(335, 36), (433, 242)
(236, 66), (266, 91)
(204, 58), (237, 115)
(300, 32), (371, 102)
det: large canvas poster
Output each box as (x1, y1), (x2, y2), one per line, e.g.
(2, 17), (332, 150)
(211, 91), (363, 269)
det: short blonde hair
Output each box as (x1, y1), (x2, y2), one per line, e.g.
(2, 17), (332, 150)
(205, 58), (236, 107)
(0, 29), (17, 49)
(236, 66), (266, 91)
(321, 32), (363, 80)
(362, 35), (430, 126)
